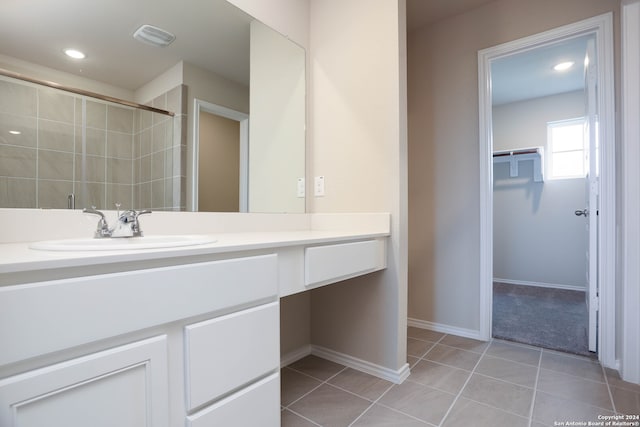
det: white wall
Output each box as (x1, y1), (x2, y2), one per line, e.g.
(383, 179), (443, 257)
(493, 91), (587, 289)
(407, 0), (619, 334)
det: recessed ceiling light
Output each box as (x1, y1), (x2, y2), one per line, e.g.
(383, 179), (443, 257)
(9, 130), (21, 135)
(64, 49), (86, 59)
(553, 61), (574, 72)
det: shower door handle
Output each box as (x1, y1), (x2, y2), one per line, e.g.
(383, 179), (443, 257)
(575, 209), (588, 217)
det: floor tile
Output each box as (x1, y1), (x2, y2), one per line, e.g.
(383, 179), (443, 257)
(281, 409), (320, 427)
(475, 354), (538, 388)
(485, 340), (541, 366)
(281, 367), (323, 406)
(532, 390), (614, 425)
(537, 368), (613, 410)
(441, 397), (529, 427)
(440, 334), (490, 353)
(540, 350), (604, 382)
(379, 380), (455, 425)
(289, 384), (371, 427)
(424, 344), (482, 371)
(328, 367), (393, 401)
(288, 355), (346, 381)
(407, 355), (420, 367)
(461, 373), (534, 417)
(611, 386), (640, 415)
(408, 359), (470, 394)
(606, 367), (640, 394)
(407, 326), (445, 342)
(407, 337), (434, 357)
(351, 404), (429, 426)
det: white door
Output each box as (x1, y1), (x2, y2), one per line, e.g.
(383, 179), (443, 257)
(581, 38), (599, 353)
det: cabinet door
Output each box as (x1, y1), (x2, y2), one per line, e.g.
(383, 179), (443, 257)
(186, 373), (280, 427)
(0, 336), (169, 427)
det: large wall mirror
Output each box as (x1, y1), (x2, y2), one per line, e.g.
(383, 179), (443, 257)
(0, 0), (305, 213)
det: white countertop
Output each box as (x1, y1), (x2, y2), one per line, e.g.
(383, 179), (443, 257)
(0, 230), (389, 275)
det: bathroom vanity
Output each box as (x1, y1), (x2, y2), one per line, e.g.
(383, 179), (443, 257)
(0, 211), (389, 427)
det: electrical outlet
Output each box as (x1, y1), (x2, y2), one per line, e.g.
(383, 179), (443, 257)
(297, 178), (305, 197)
(314, 176), (325, 197)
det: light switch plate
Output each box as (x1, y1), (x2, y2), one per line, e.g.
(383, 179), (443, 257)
(314, 176), (325, 197)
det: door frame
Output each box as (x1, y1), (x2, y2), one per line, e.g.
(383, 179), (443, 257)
(477, 13), (616, 366)
(191, 99), (249, 212)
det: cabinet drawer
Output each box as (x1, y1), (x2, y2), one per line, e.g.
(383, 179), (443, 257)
(186, 373), (280, 427)
(0, 254), (278, 367)
(305, 239), (386, 287)
(184, 302), (279, 411)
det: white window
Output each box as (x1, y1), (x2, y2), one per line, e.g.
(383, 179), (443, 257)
(547, 118), (586, 180)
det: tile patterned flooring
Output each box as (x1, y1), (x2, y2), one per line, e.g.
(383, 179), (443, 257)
(281, 327), (640, 426)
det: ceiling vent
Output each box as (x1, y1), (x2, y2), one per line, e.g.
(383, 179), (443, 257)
(133, 24), (176, 47)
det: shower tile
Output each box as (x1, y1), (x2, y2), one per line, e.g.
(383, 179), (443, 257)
(106, 184), (133, 209)
(0, 177), (36, 208)
(38, 179), (73, 209)
(38, 87), (74, 123)
(166, 85), (186, 115)
(80, 182), (106, 210)
(107, 105), (134, 133)
(139, 154), (152, 183)
(0, 113), (37, 148)
(38, 119), (75, 152)
(139, 182), (152, 210)
(107, 131), (134, 159)
(140, 110), (152, 131)
(76, 127), (106, 156)
(0, 145), (36, 178)
(0, 80), (37, 116)
(106, 158), (133, 184)
(151, 123), (166, 153)
(151, 151), (165, 181)
(38, 150), (73, 181)
(140, 128), (152, 156)
(83, 99), (107, 129)
(76, 154), (105, 183)
(151, 179), (165, 209)
(164, 177), (173, 207)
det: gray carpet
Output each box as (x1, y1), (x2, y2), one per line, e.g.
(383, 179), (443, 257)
(492, 282), (593, 357)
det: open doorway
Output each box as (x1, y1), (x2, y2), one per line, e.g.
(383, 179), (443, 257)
(192, 99), (249, 212)
(478, 14), (616, 365)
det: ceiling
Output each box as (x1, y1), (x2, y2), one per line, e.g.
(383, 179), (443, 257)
(0, 0), (253, 91)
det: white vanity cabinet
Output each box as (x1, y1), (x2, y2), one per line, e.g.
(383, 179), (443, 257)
(0, 253), (280, 427)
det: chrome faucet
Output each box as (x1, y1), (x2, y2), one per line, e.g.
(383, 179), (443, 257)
(112, 209), (152, 237)
(82, 207), (152, 238)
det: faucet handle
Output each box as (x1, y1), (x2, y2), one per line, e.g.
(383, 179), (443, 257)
(82, 207), (111, 238)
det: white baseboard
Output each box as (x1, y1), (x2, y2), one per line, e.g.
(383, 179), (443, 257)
(280, 344), (410, 384)
(407, 318), (484, 341)
(280, 345), (312, 368)
(493, 278), (586, 292)
(311, 345), (410, 384)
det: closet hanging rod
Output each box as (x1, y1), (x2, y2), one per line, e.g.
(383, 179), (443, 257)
(493, 148), (540, 157)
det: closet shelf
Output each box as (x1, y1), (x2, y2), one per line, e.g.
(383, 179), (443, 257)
(493, 147), (544, 182)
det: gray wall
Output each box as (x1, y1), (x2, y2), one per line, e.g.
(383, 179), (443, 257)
(493, 91), (587, 289)
(407, 0), (619, 333)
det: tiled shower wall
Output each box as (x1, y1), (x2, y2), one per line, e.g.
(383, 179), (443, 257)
(0, 76), (186, 211)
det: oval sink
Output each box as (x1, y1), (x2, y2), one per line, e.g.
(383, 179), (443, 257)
(29, 235), (217, 251)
